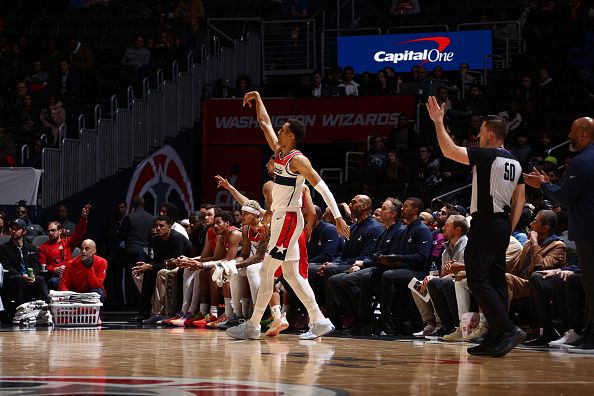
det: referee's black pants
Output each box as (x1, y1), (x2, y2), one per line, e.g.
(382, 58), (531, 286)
(465, 215), (515, 341)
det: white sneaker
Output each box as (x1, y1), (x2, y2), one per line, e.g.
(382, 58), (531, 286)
(265, 313), (290, 337)
(413, 324), (436, 338)
(549, 329), (581, 348)
(299, 318), (335, 340)
(226, 320), (261, 340)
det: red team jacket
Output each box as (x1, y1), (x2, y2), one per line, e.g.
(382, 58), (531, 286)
(58, 255), (107, 294)
(37, 217), (88, 274)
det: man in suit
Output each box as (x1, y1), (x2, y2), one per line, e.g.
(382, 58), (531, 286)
(0, 219), (49, 321)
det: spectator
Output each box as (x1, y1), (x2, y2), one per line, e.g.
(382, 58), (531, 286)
(375, 70), (395, 96)
(23, 137), (44, 168)
(307, 205), (341, 264)
(511, 131), (532, 171)
(38, 204), (90, 290)
(388, 113), (419, 152)
(100, 201), (128, 306)
(435, 86), (452, 111)
(456, 84), (489, 116)
(505, 210), (566, 307)
(516, 75), (534, 115)
(53, 60), (81, 96)
(310, 70), (333, 97)
(120, 196), (155, 312)
(159, 202), (189, 239)
(14, 201), (45, 239)
(0, 211), (10, 236)
(0, 219), (49, 321)
(364, 135), (388, 191)
(338, 66), (360, 96)
(498, 100), (524, 134)
(421, 214), (469, 337)
(229, 74), (255, 99)
(39, 94), (66, 146)
(121, 36), (151, 71)
(59, 239), (107, 302)
(361, 197), (433, 335)
(56, 203), (77, 236)
(132, 215), (192, 321)
(527, 266), (584, 347)
(461, 114), (482, 149)
(14, 94), (41, 137)
(26, 60), (50, 95)
(326, 197), (404, 333)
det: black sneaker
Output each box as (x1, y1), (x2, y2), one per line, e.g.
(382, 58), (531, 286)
(492, 327), (527, 357)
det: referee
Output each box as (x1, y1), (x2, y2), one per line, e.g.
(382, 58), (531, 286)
(427, 97), (526, 357)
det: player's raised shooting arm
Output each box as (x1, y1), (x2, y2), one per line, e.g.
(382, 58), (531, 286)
(243, 91), (278, 152)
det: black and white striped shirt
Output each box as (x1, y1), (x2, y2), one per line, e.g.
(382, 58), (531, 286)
(467, 147), (524, 216)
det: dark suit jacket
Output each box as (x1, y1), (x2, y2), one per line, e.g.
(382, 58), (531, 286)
(0, 239), (39, 277)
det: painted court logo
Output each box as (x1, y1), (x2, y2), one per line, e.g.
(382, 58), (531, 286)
(0, 376), (345, 395)
(373, 36), (453, 65)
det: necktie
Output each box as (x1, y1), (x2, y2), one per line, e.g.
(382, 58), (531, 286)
(18, 247), (26, 275)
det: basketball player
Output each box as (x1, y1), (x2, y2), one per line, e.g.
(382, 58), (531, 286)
(227, 91), (350, 340)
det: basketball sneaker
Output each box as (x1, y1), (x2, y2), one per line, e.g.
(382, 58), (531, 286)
(549, 329), (581, 348)
(442, 327), (464, 342)
(299, 318), (335, 340)
(191, 314), (211, 328)
(266, 313), (290, 337)
(464, 321), (488, 342)
(163, 312), (183, 326)
(227, 320), (261, 340)
(207, 314), (227, 329)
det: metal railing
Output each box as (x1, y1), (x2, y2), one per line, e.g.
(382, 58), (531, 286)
(546, 140), (571, 156)
(262, 19), (316, 76)
(41, 66), (200, 206)
(345, 151), (364, 182)
(431, 183), (472, 208)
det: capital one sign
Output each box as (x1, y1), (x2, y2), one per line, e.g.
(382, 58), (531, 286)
(338, 30), (492, 72)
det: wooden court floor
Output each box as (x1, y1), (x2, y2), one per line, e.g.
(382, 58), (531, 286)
(0, 325), (593, 395)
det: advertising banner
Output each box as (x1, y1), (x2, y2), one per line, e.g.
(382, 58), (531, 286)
(202, 95), (417, 145)
(338, 30), (492, 72)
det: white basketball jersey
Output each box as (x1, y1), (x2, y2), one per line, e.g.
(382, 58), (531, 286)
(271, 150), (305, 211)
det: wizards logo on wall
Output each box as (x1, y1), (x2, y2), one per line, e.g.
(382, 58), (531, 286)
(125, 145), (194, 216)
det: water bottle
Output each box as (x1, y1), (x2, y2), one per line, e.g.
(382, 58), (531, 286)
(429, 262), (439, 277)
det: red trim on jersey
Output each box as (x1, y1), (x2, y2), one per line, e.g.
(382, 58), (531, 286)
(276, 212), (297, 250)
(274, 150), (302, 166)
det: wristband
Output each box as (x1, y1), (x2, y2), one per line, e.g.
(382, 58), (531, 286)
(314, 180), (341, 219)
(202, 261), (218, 269)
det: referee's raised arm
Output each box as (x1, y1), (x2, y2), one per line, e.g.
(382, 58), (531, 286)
(426, 96), (470, 165)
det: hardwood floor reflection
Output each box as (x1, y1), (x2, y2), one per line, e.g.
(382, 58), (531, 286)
(0, 327), (593, 395)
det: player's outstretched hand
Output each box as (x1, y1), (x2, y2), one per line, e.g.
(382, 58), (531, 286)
(215, 175), (231, 190)
(426, 95), (445, 123)
(335, 217), (350, 240)
(243, 91), (261, 107)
